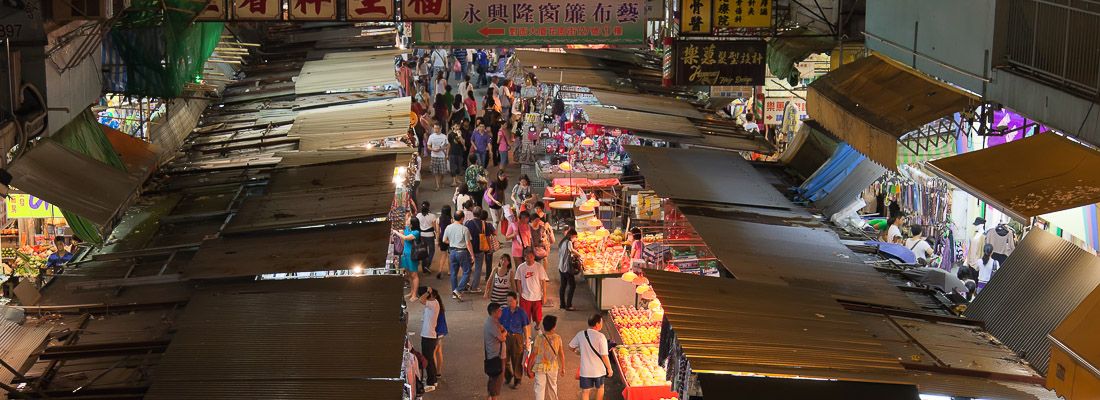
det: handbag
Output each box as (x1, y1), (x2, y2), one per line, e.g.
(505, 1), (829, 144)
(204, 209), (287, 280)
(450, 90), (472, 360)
(484, 356), (503, 376)
(452, 59), (462, 73)
(478, 221), (491, 252)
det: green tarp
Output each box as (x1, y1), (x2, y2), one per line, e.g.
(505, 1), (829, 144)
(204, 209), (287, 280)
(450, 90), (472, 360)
(767, 28), (835, 86)
(107, 0), (223, 98)
(50, 110), (128, 244)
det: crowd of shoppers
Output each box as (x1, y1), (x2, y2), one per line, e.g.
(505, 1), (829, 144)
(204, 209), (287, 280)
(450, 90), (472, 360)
(398, 48), (617, 400)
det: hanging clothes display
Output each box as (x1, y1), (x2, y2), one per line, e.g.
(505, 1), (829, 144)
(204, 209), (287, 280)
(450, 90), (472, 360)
(864, 165), (960, 269)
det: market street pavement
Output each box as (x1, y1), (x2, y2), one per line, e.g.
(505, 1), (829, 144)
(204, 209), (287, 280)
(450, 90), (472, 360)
(407, 162), (625, 400)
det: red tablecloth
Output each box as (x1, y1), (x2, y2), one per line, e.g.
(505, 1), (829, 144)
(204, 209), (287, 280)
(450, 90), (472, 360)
(551, 177), (621, 188)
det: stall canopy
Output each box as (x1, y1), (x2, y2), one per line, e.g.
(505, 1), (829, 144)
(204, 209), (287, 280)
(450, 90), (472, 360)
(589, 90), (705, 119)
(645, 270), (911, 382)
(528, 68), (637, 92)
(779, 120), (840, 180)
(514, 50), (607, 69)
(625, 146), (918, 310)
(145, 276), (405, 399)
(584, 106), (702, 138)
(968, 229), (1100, 373)
(1048, 284), (1100, 400)
(807, 54), (979, 168)
(927, 133), (1100, 221)
(767, 27), (836, 86)
(295, 49), (404, 95)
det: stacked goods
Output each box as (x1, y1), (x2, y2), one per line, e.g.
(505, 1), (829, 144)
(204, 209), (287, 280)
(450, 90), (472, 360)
(615, 345), (671, 388)
(576, 231), (627, 275)
(611, 306), (660, 345)
(549, 184), (584, 197)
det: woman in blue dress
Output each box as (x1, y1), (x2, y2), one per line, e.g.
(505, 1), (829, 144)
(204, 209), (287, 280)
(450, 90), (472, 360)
(394, 215), (422, 301)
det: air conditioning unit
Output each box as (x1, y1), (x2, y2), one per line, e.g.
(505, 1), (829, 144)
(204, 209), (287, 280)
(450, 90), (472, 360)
(52, 0), (109, 21)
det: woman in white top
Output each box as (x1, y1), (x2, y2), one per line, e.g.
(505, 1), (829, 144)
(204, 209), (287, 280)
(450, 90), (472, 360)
(976, 244), (999, 293)
(903, 225), (935, 265)
(883, 214), (905, 244)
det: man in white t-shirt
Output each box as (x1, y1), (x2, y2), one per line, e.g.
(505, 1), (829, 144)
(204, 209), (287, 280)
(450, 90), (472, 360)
(513, 250), (549, 330)
(904, 225), (935, 265)
(569, 314), (613, 400)
(426, 124), (449, 190)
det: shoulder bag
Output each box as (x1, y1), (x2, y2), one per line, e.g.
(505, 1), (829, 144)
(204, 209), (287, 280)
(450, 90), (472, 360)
(576, 329), (607, 379)
(478, 221), (491, 253)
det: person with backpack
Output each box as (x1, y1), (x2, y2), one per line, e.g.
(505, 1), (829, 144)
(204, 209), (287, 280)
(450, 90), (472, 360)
(394, 215), (423, 301)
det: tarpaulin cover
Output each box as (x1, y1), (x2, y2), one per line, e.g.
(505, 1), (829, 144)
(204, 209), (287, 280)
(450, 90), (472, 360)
(50, 110), (129, 244)
(928, 133), (1100, 219)
(767, 27), (836, 86)
(104, 0), (222, 98)
(807, 54), (979, 169)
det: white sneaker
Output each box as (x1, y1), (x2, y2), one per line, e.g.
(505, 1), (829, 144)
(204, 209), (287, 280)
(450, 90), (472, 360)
(451, 291), (463, 301)
(423, 385), (437, 392)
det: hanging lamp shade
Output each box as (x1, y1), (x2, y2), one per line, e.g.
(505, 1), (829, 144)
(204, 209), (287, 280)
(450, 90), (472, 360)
(559, 161), (572, 171)
(581, 137), (595, 146)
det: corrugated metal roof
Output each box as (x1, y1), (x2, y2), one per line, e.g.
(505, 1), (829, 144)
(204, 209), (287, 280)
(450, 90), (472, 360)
(648, 270), (1056, 399)
(0, 319), (52, 391)
(697, 373), (920, 400)
(625, 145), (797, 210)
(145, 276), (405, 399)
(184, 222), (389, 279)
(807, 54), (979, 168)
(645, 269), (909, 381)
(223, 154), (399, 234)
(928, 133), (1100, 220)
(680, 212), (920, 310)
(967, 229), (1100, 373)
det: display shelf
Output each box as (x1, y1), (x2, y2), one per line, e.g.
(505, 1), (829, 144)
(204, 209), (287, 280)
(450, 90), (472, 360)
(608, 306), (676, 400)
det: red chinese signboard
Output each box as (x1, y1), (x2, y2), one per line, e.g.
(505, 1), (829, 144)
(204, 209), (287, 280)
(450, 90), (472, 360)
(234, 0), (282, 19)
(346, 0), (394, 20)
(401, 0), (449, 21)
(289, 0), (337, 19)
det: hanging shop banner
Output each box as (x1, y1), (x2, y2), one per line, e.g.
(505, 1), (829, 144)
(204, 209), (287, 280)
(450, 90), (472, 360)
(679, 0), (711, 35)
(412, 0), (645, 46)
(713, 0), (771, 29)
(197, 0), (398, 20)
(763, 97), (807, 125)
(673, 40), (766, 86)
(401, 0), (451, 21)
(289, 0), (338, 19)
(196, 0), (228, 20)
(233, 0), (283, 19)
(347, 0), (396, 20)
(6, 194), (64, 219)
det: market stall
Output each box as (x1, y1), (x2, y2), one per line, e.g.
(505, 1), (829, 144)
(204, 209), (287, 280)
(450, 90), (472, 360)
(574, 228), (635, 310)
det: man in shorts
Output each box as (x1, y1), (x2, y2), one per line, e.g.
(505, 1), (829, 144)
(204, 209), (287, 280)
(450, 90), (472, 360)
(569, 314), (613, 400)
(484, 303), (506, 399)
(426, 123), (449, 191)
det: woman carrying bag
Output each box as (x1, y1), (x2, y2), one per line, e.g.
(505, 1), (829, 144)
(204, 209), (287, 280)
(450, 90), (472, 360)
(526, 315), (565, 400)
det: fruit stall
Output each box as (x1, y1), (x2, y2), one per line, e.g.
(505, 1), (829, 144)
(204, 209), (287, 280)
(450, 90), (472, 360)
(575, 229), (637, 310)
(609, 306), (678, 400)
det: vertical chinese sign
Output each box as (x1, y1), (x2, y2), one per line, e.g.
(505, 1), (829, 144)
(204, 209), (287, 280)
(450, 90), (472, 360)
(196, 0), (227, 20)
(402, 0), (450, 21)
(679, 0), (710, 35)
(290, 0), (337, 19)
(346, 0), (395, 20)
(713, 0), (770, 28)
(673, 40), (766, 86)
(412, 0), (646, 46)
(234, 0), (282, 19)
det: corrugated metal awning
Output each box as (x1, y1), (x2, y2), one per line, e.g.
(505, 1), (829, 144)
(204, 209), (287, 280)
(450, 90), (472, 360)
(927, 133), (1100, 220)
(583, 106), (703, 138)
(967, 229), (1100, 373)
(807, 54), (979, 168)
(624, 145), (794, 209)
(589, 89), (704, 119)
(698, 373), (919, 400)
(145, 276), (406, 399)
(646, 270), (910, 381)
